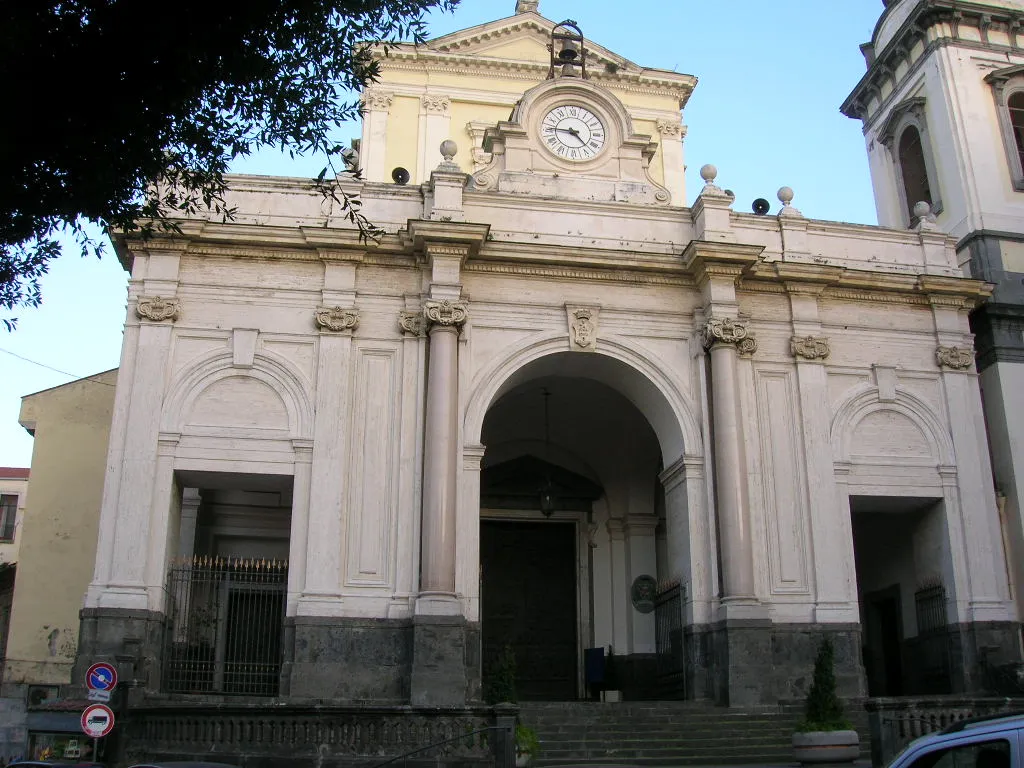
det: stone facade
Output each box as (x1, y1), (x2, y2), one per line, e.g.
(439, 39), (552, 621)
(13, 0), (1021, 763)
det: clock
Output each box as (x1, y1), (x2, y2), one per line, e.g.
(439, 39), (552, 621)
(540, 104), (606, 161)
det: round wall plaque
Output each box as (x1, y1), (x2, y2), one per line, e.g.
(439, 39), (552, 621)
(631, 575), (657, 614)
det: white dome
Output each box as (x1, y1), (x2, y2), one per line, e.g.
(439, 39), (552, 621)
(873, 0), (1024, 52)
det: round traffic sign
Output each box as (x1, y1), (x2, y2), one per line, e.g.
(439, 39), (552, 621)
(86, 662), (117, 691)
(81, 703), (115, 738)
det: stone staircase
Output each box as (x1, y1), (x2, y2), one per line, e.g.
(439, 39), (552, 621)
(518, 701), (870, 766)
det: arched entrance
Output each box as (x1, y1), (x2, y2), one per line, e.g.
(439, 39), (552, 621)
(464, 342), (706, 701)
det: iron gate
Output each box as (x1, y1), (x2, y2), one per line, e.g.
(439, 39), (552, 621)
(654, 581), (685, 698)
(163, 556), (287, 696)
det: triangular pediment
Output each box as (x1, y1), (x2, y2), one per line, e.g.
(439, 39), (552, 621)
(425, 14), (644, 75)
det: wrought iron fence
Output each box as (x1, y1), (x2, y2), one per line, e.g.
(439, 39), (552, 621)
(911, 585), (951, 694)
(654, 580), (685, 698)
(163, 556), (287, 696)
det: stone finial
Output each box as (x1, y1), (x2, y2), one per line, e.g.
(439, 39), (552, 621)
(700, 164), (718, 185)
(440, 139), (458, 163)
(515, 0), (539, 13)
(913, 200), (938, 230)
(777, 186), (803, 218)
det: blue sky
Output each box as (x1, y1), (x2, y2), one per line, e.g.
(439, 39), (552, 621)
(0, 0), (883, 467)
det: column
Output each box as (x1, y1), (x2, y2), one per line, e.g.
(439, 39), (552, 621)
(417, 94), (452, 182)
(176, 488), (201, 560)
(656, 119), (686, 205)
(359, 90), (393, 183)
(702, 318), (757, 609)
(625, 515), (659, 655)
(417, 299), (467, 613)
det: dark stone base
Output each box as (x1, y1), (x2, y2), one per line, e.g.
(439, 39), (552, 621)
(947, 621), (1023, 694)
(410, 616), (479, 706)
(75, 607), (166, 698)
(687, 622), (865, 707)
(285, 617), (412, 701)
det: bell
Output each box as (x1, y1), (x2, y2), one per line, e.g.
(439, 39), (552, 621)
(558, 39), (578, 62)
(560, 61), (578, 78)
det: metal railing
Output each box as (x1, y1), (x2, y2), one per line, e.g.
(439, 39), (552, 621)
(163, 556), (287, 696)
(655, 581), (685, 698)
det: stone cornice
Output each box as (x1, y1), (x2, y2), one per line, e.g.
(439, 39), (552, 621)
(377, 48), (696, 106)
(681, 241), (765, 285)
(843, 1), (1024, 122)
(405, 220), (490, 264)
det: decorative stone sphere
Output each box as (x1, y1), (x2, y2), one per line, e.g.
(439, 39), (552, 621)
(778, 186), (795, 205)
(913, 200), (932, 219)
(440, 139), (458, 161)
(699, 164), (718, 183)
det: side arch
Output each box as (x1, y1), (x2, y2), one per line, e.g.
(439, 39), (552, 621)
(829, 384), (955, 466)
(464, 331), (702, 463)
(161, 348), (314, 438)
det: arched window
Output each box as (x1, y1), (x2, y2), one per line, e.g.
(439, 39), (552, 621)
(898, 125), (932, 216)
(986, 65), (1024, 191)
(1010, 91), (1024, 174)
(878, 96), (943, 225)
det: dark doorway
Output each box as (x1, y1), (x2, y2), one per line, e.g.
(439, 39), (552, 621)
(864, 586), (904, 696)
(481, 520), (577, 700)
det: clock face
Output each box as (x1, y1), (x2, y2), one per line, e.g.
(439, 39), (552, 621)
(540, 105), (606, 161)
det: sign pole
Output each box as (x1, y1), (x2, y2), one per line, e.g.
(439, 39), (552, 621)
(93, 738), (99, 762)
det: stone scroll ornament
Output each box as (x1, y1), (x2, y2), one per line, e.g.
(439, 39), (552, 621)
(398, 310), (426, 337)
(791, 335), (831, 360)
(935, 345), (973, 370)
(136, 296), (180, 322)
(314, 306), (359, 332)
(702, 317), (756, 354)
(423, 300), (468, 328)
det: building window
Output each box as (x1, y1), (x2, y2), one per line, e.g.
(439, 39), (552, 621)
(878, 96), (943, 226)
(986, 64), (1024, 192)
(0, 495), (16, 542)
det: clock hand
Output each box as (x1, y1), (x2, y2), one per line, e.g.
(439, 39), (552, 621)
(556, 127), (587, 146)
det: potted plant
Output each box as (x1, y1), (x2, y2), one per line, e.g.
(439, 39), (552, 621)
(515, 723), (540, 767)
(792, 637), (860, 764)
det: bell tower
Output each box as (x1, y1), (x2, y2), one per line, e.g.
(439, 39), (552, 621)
(843, 0), (1024, 619)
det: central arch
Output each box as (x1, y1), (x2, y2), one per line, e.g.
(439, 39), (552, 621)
(463, 332), (702, 462)
(460, 332), (707, 701)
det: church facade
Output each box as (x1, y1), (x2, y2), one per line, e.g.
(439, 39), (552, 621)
(72, 0), (1021, 744)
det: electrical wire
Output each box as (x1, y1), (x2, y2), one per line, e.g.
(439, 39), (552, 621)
(0, 347), (117, 387)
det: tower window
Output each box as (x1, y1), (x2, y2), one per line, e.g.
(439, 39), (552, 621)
(1009, 91), (1024, 175)
(985, 65), (1024, 192)
(877, 96), (943, 226)
(898, 125), (932, 217)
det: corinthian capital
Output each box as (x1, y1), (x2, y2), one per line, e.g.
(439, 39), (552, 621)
(702, 317), (750, 350)
(314, 306), (359, 332)
(421, 94), (451, 114)
(361, 89), (393, 112)
(136, 296), (180, 322)
(656, 119), (684, 138)
(423, 300), (468, 329)
(936, 345), (973, 370)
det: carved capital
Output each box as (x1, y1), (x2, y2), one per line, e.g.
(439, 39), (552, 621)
(791, 335), (831, 360)
(314, 306), (359, 332)
(361, 89), (393, 112)
(421, 94), (451, 114)
(398, 310), (426, 337)
(423, 300), (468, 329)
(701, 317), (750, 350)
(656, 119), (683, 138)
(136, 296), (180, 322)
(566, 305), (600, 351)
(936, 345), (974, 370)
(737, 336), (758, 356)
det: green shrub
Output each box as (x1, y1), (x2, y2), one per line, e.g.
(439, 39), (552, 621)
(800, 637), (852, 731)
(516, 723), (540, 759)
